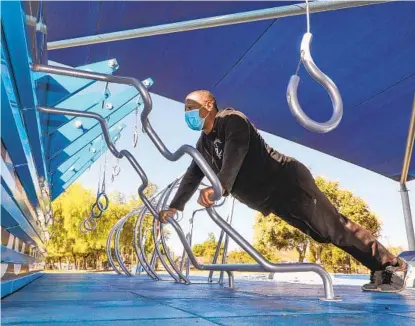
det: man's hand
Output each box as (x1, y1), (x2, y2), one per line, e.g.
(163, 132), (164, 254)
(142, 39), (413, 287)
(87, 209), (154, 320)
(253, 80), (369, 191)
(197, 187), (215, 208)
(159, 208), (177, 224)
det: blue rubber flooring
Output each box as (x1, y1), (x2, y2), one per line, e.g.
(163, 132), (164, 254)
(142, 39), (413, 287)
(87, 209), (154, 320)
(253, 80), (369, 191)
(2, 273), (415, 325)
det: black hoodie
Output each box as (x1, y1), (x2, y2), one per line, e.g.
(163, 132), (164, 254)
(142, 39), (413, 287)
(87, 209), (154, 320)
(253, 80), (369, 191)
(169, 108), (293, 214)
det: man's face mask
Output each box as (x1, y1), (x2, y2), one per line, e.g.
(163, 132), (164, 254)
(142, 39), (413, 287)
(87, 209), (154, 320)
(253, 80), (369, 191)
(185, 108), (207, 131)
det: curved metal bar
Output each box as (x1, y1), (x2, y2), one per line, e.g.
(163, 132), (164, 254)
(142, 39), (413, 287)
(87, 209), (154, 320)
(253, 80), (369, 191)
(151, 186), (181, 282)
(287, 32), (343, 133)
(115, 212), (138, 276)
(133, 200), (160, 280)
(137, 205), (161, 280)
(158, 177), (190, 283)
(106, 219), (124, 275)
(32, 64), (222, 200)
(114, 217), (131, 275)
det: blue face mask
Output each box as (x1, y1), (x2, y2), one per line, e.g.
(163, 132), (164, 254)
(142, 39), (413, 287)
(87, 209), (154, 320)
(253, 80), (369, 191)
(185, 109), (206, 131)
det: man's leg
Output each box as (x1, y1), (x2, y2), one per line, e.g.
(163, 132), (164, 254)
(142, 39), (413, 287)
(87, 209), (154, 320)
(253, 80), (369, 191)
(271, 161), (407, 292)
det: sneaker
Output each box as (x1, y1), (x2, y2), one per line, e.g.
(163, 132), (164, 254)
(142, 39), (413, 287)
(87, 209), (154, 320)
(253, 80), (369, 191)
(377, 258), (409, 293)
(361, 270), (383, 292)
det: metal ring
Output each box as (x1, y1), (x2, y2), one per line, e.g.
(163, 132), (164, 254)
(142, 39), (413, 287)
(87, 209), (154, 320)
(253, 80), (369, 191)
(91, 203), (103, 218)
(96, 192), (109, 212)
(79, 220), (88, 234)
(84, 216), (97, 231)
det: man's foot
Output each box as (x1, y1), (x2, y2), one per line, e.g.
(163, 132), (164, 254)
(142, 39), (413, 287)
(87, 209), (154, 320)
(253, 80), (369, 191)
(377, 258), (409, 293)
(361, 270), (383, 292)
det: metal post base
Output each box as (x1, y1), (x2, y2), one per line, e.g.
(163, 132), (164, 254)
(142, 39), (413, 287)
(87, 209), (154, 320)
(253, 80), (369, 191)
(319, 296), (342, 302)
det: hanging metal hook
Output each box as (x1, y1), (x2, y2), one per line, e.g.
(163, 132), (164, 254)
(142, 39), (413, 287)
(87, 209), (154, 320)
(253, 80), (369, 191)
(286, 0), (343, 133)
(287, 33), (343, 133)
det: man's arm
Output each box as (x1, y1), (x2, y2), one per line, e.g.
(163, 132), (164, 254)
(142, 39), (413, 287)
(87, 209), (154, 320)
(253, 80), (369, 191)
(169, 140), (205, 211)
(217, 114), (250, 195)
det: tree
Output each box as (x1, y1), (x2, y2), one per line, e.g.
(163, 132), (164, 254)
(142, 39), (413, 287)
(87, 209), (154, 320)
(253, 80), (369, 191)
(227, 250), (256, 264)
(254, 176), (382, 273)
(254, 213), (308, 262)
(192, 232), (223, 261)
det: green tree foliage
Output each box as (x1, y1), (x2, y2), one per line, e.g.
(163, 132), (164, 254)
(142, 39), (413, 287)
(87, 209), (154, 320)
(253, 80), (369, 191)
(227, 250), (256, 264)
(254, 177), (382, 273)
(46, 183), (157, 270)
(192, 232), (224, 261)
(191, 233), (279, 264)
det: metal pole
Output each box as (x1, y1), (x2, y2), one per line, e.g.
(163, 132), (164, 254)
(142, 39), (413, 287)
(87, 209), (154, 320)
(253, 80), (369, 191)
(47, 1), (392, 50)
(400, 184), (415, 250)
(400, 93), (415, 251)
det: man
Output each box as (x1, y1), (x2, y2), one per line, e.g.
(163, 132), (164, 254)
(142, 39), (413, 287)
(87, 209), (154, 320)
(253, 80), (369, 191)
(159, 90), (409, 293)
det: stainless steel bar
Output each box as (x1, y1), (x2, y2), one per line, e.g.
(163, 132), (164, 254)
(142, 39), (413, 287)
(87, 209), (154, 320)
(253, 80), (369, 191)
(219, 197), (235, 284)
(48, 1), (392, 50)
(115, 215), (134, 276)
(399, 94), (415, 250)
(158, 177), (190, 283)
(133, 209), (158, 279)
(106, 218), (124, 275)
(151, 184), (182, 282)
(137, 206), (160, 280)
(400, 183), (415, 250)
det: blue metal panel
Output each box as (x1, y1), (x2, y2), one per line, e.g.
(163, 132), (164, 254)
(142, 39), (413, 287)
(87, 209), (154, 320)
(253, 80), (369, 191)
(48, 86), (139, 158)
(46, 80), (152, 180)
(1, 158), (41, 233)
(1, 272), (43, 299)
(36, 59), (119, 127)
(1, 206), (19, 229)
(2, 0), (49, 188)
(52, 128), (116, 175)
(1, 183), (44, 249)
(1, 47), (40, 208)
(1, 245), (37, 264)
(45, 1), (415, 180)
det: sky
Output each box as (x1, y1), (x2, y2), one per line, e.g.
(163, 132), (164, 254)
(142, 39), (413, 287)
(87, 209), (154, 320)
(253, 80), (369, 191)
(78, 92), (414, 255)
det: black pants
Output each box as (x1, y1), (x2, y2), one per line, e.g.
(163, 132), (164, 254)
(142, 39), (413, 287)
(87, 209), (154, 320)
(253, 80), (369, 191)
(268, 161), (396, 271)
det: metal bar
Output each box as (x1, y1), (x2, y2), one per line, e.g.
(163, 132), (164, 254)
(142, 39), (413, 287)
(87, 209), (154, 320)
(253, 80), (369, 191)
(399, 93), (415, 250)
(219, 197), (235, 283)
(158, 178), (191, 283)
(48, 1), (392, 50)
(400, 94), (415, 184)
(115, 215), (134, 276)
(400, 184), (415, 250)
(106, 218), (124, 275)
(135, 204), (160, 280)
(134, 191), (165, 280)
(33, 63), (335, 300)
(152, 182), (186, 282)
